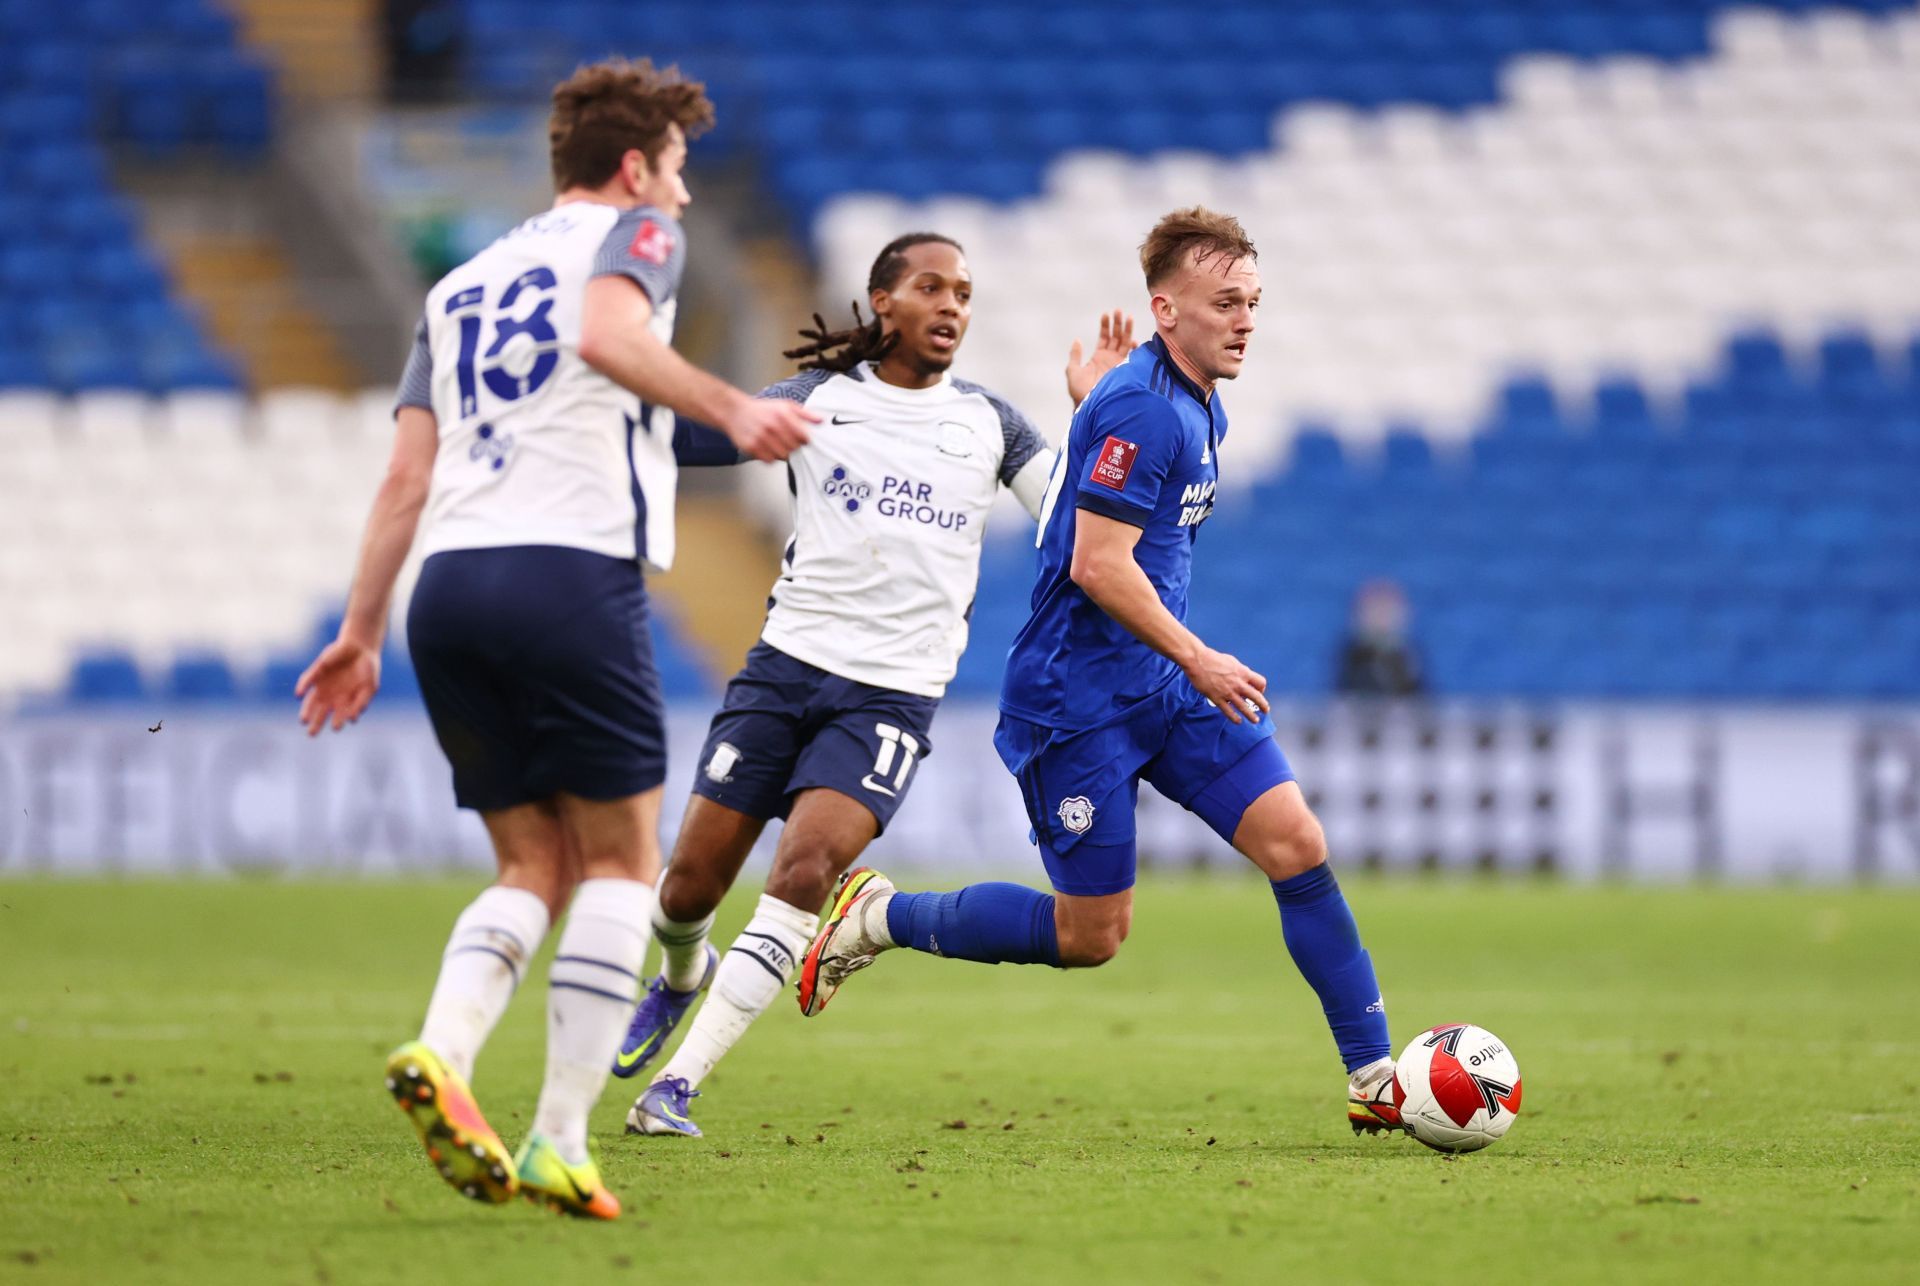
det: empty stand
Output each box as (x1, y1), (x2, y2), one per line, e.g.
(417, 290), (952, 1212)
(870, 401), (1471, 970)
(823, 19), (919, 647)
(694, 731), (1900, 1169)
(4, 1), (1915, 709)
(816, 5), (1920, 464)
(0, 1), (275, 393)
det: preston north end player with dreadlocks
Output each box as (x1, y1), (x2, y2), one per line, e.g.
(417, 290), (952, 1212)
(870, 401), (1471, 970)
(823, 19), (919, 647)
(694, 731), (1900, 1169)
(294, 59), (814, 1219)
(609, 232), (1135, 1138)
(797, 209), (1405, 1136)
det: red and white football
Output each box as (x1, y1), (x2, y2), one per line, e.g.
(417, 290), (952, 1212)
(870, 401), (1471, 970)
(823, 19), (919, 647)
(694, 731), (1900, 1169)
(1392, 1023), (1523, 1153)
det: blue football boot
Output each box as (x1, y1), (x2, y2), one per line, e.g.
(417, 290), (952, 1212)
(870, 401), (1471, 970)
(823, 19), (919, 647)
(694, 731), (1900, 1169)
(611, 944), (718, 1079)
(625, 1075), (703, 1138)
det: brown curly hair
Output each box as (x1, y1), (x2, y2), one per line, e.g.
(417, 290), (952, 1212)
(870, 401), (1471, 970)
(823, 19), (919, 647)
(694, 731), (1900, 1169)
(549, 58), (715, 192)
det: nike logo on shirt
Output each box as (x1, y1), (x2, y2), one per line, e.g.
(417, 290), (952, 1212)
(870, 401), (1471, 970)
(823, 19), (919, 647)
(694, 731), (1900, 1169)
(830, 415), (866, 425)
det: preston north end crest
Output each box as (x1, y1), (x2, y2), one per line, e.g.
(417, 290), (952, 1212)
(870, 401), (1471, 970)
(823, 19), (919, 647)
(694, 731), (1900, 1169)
(1056, 795), (1095, 835)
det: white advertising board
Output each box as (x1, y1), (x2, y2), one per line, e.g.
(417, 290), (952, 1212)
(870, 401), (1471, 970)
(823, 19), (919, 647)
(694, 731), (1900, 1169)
(1, 703), (1916, 882)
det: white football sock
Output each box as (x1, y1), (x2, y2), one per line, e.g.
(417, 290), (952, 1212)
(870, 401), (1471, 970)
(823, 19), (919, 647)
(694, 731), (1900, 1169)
(418, 885), (550, 1083)
(655, 894), (815, 1092)
(865, 891), (898, 948)
(532, 878), (653, 1165)
(652, 902), (717, 992)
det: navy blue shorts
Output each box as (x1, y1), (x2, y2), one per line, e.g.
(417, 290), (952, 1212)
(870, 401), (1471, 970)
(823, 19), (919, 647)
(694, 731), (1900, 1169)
(995, 679), (1295, 897)
(407, 545), (667, 812)
(690, 641), (939, 833)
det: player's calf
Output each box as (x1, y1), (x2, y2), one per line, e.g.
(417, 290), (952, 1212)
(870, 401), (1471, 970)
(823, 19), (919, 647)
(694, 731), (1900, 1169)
(765, 787), (883, 914)
(1053, 890), (1130, 968)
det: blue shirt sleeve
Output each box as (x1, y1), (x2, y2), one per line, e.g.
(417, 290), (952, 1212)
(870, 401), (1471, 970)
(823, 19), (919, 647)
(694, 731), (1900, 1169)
(591, 206), (686, 307)
(394, 314), (432, 414)
(671, 418), (742, 467)
(1073, 388), (1184, 526)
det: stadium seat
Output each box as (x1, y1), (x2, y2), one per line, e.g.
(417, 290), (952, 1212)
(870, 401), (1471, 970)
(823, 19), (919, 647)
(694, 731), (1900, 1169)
(8, 1), (1919, 709)
(167, 653), (241, 701)
(67, 650), (148, 702)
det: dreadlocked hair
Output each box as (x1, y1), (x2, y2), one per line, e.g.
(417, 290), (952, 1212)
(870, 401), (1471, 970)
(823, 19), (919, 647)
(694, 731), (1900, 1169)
(783, 302), (899, 374)
(782, 232), (964, 374)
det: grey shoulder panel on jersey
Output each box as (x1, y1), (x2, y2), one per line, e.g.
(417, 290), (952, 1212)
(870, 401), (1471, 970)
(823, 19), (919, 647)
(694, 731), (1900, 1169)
(591, 206), (686, 307)
(395, 314), (432, 413)
(756, 368), (835, 404)
(953, 377), (1046, 485)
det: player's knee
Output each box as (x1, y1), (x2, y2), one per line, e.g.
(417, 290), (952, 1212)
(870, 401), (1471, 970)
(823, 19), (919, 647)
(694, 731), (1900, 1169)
(1055, 906), (1130, 968)
(766, 838), (846, 913)
(1263, 813), (1328, 881)
(1058, 926), (1124, 968)
(657, 865), (725, 922)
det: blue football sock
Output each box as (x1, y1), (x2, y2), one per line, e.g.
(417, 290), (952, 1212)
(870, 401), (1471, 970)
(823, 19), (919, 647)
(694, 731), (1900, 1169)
(885, 883), (1060, 966)
(1270, 865), (1392, 1073)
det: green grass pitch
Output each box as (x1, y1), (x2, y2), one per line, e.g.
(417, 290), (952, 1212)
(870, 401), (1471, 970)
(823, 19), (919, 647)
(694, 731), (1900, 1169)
(3, 876), (1915, 1285)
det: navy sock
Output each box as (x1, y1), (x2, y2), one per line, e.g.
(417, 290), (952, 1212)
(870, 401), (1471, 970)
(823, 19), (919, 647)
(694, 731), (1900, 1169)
(1270, 865), (1391, 1073)
(885, 883), (1061, 966)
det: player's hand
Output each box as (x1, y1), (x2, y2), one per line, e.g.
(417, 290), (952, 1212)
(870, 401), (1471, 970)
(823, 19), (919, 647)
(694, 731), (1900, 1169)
(1066, 310), (1137, 406)
(724, 397), (816, 462)
(295, 637), (381, 736)
(1182, 646), (1270, 725)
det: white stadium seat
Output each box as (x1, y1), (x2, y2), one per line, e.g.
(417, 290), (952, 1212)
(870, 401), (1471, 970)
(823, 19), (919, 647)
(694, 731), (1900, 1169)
(0, 384), (425, 697)
(801, 3), (1920, 446)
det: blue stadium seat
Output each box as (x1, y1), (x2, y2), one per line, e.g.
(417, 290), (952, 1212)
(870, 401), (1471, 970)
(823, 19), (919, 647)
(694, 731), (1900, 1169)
(1818, 329), (1880, 386)
(1590, 376), (1660, 438)
(448, 0), (1865, 218)
(168, 653), (241, 701)
(1724, 328), (1792, 387)
(0, 348), (54, 388)
(112, 56), (195, 153)
(146, 343), (243, 392)
(257, 654), (308, 702)
(201, 53), (275, 153)
(67, 650), (148, 702)
(1490, 376), (1562, 435)
(381, 654), (423, 701)
(1288, 426), (1349, 478)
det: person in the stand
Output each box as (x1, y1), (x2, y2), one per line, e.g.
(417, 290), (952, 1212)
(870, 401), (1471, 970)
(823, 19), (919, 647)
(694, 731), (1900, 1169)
(1335, 579), (1425, 697)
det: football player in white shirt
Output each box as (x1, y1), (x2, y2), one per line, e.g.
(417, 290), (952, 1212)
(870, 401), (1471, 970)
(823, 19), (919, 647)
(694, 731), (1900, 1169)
(612, 232), (1133, 1138)
(293, 59), (813, 1219)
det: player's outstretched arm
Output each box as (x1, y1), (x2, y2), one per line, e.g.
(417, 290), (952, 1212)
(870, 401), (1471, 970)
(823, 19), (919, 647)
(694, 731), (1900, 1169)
(1069, 508), (1269, 724)
(1065, 309), (1136, 406)
(580, 276), (815, 462)
(296, 406), (437, 735)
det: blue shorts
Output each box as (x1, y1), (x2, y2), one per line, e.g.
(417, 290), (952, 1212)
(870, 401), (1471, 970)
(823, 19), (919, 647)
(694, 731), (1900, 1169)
(995, 679), (1295, 897)
(690, 641), (939, 833)
(407, 545), (667, 812)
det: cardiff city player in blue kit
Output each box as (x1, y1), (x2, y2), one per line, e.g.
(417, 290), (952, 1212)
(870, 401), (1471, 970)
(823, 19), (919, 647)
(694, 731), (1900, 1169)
(798, 208), (1404, 1134)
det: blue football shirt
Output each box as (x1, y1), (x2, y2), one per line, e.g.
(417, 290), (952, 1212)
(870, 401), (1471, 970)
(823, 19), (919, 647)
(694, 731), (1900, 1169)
(999, 335), (1224, 731)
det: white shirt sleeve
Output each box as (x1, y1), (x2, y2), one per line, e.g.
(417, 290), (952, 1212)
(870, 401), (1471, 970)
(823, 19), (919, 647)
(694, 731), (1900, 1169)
(1007, 448), (1058, 520)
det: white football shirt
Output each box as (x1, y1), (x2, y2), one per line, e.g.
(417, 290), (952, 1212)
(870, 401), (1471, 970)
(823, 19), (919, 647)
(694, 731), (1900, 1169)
(396, 201), (689, 570)
(755, 363), (1053, 698)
